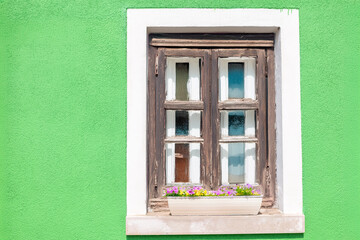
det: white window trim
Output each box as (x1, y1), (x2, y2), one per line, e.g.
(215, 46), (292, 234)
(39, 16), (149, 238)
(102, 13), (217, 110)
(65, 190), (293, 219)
(127, 8), (303, 234)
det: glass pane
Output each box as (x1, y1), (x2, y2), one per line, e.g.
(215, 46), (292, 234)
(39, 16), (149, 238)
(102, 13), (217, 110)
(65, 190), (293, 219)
(166, 143), (201, 184)
(175, 144), (189, 182)
(166, 110), (202, 137)
(176, 111), (189, 136)
(229, 111), (245, 136)
(165, 58), (201, 101)
(218, 58), (256, 101)
(228, 63), (244, 99)
(228, 143), (245, 183)
(220, 142), (256, 184)
(176, 63), (189, 100)
(220, 110), (255, 137)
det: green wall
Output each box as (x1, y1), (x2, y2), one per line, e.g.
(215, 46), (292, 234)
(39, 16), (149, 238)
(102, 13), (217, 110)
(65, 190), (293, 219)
(1, 1), (359, 239)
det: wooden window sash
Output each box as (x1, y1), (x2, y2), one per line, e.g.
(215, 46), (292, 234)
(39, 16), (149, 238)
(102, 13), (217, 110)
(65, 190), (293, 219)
(148, 48), (211, 206)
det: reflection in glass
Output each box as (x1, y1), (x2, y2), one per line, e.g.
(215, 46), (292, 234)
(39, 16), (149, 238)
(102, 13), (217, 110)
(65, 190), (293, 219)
(166, 110), (202, 137)
(228, 143), (245, 183)
(175, 144), (190, 182)
(228, 111), (245, 136)
(166, 58), (201, 101)
(176, 63), (189, 100)
(220, 110), (255, 137)
(228, 63), (244, 99)
(175, 111), (189, 136)
(166, 143), (201, 184)
(221, 142), (256, 184)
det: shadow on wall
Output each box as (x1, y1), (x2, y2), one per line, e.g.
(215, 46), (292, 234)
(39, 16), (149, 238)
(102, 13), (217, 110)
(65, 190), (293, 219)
(126, 233), (305, 240)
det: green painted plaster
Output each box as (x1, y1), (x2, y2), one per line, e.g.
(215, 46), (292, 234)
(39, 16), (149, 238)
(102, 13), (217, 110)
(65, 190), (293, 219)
(1, 1), (360, 240)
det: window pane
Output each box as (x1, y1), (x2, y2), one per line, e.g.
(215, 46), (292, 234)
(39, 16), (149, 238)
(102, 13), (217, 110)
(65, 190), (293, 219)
(166, 143), (201, 184)
(220, 110), (255, 137)
(176, 111), (189, 136)
(228, 63), (244, 99)
(220, 142), (256, 184)
(228, 143), (245, 183)
(218, 58), (256, 101)
(166, 110), (202, 137)
(175, 144), (189, 182)
(176, 63), (189, 100)
(165, 58), (201, 101)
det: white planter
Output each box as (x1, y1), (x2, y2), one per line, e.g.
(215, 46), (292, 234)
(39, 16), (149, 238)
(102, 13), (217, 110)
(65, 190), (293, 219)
(167, 196), (263, 216)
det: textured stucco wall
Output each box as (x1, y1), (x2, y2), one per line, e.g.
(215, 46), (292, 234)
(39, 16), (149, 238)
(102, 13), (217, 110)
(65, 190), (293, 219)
(0, 1), (359, 240)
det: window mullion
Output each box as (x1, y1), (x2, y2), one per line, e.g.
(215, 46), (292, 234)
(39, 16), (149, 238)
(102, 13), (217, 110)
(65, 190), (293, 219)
(210, 49), (221, 190)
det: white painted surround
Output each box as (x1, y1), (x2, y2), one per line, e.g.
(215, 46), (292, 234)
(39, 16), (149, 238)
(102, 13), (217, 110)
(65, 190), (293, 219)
(127, 8), (302, 226)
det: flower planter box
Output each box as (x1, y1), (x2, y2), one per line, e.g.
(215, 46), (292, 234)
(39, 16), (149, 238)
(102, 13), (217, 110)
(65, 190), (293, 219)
(167, 196), (263, 216)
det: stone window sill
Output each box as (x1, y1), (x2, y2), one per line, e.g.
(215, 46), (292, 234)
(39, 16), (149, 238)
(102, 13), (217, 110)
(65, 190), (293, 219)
(126, 212), (305, 235)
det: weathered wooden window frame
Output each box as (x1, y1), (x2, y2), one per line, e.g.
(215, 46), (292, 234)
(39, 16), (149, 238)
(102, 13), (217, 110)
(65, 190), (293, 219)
(147, 33), (276, 213)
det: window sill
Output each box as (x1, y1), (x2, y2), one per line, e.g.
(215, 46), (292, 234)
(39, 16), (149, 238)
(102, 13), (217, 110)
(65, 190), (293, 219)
(126, 212), (305, 235)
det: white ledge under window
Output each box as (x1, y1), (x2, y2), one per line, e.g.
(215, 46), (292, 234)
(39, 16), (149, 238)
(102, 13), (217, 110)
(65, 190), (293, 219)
(126, 214), (305, 235)
(127, 8), (303, 235)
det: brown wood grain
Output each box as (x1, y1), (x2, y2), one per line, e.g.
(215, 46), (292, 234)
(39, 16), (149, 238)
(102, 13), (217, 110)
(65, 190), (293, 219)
(266, 48), (276, 206)
(255, 49), (268, 200)
(163, 48), (209, 57)
(164, 136), (204, 143)
(216, 48), (259, 58)
(151, 39), (274, 48)
(150, 33), (275, 48)
(202, 50), (213, 189)
(147, 46), (157, 209)
(154, 48), (166, 198)
(211, 49), (220, 189)
(218, 99), (259, 110)
(219, 137), (258, 143)
(164, 101), (204, 110)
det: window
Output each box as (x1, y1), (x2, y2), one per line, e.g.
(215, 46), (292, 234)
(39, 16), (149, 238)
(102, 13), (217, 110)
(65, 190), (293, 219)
(126, 8), (304, 235)
(147, 34), (276, 213)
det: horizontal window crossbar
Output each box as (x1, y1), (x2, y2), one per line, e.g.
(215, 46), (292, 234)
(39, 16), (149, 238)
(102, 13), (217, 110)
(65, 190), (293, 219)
(218, 99), (258, 110)
(219, 137), (258, 143)
(164, 136), (204, 143)
(164, 100), (204, 110)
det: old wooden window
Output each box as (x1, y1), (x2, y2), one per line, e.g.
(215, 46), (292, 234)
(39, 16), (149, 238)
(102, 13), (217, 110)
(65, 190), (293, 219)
(147, 33), (276, 213)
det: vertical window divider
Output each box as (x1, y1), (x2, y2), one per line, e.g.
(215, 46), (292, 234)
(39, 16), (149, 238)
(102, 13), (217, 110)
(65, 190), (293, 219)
(211, 49), (220, 190)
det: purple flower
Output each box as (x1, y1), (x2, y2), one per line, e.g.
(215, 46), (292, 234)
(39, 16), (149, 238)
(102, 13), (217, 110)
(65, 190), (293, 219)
(187, 189), (195, 195)
(246, 183), (253, 189)
(215, 190), (223, 196)
(227, 190), (236, 196)
(173, 186), (179, 194)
